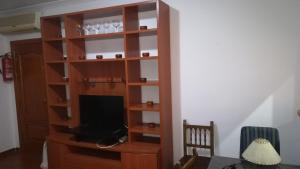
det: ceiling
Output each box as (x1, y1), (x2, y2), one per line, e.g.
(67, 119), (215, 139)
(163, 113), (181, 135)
(0, 0), (61, 11)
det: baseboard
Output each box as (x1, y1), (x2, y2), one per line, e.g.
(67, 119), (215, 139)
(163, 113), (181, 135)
(0, 148), (20, 157)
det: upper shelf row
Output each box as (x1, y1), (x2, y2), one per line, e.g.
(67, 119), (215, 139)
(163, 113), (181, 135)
(42, 2), (158, 40)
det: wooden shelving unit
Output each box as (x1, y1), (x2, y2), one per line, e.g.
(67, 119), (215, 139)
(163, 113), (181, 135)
(42, 1), (172, 169)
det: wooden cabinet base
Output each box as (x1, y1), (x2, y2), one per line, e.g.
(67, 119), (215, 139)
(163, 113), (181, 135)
(48, 140), (159, 169)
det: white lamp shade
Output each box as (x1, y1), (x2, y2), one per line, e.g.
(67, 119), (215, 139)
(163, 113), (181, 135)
(242, 138), (281, 165)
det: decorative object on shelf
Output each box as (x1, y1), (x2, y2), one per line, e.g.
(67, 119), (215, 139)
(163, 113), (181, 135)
(115, 54), (122, 59)
(80, 20), (123, 35)
(140, 26), (148, 30)
(139, 77), (147, 82)
(62, 77), (69, 82)
(112, 20), (121, 32)
(96, 55), (103, 59)
(147, 122), (156, 128)
(146, 101), (154, 106)
(242, 138), (281, 166)
(76, 24), (83, 36)
(78, 55), (86, 60)
(142, 52), (150, 57)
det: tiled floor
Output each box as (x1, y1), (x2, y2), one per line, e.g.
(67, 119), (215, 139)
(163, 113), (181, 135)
(0, 149), (41, 169)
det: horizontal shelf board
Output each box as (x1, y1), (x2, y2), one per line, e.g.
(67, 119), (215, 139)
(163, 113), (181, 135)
(126, 28), (157, 36)
(126, 56), (158, 61)
(48, 134), (161, 154)
(49, 103), (68, 108)
(48, 82), (68, 86)
(130, 124), (161, 135)
(44, 37), (66, 42)
(128, 103), (160, 111)
(45, 60), (66, 64)
(70, 58), (125, 63)
(50, 121), (70, 127)
(68, 32), (124, 40)
(128, 81), (159, 86)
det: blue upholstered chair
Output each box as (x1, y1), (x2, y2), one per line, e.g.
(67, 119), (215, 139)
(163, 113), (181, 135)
(240, 126), (280, 158)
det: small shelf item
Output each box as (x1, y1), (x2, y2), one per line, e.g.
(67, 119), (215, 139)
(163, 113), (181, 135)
(96, 55), (103, 59)
(142, 52), (150, 57)
(146, 101), (154, 107)
(140, 26), (148, 30)
(115, 54), (123, 59)
(63, 77), (69, 82)
(78, 55), (86, 60)
(147, 122), (156, 128)
(139, 77), (147, 82)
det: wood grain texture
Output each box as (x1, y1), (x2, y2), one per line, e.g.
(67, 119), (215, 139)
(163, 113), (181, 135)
(11, 39), (48, 151)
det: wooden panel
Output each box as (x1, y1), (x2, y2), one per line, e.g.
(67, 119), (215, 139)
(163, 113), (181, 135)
(48, 140), (67, 169)
(122, 153), (158, 169)
(157, 1), (173, 169)
(125, 34), (140, 57)
(63, 152), (122, 169)
(124, 6), (139, 31)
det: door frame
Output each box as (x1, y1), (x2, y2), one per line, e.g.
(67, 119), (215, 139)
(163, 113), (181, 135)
(10, 38), (45, 149)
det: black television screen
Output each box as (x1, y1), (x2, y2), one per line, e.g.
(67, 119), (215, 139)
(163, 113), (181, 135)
(79, 95), (124, 134)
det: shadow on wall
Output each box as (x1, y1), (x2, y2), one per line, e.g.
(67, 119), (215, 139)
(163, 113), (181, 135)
(170, 7), (182, 162)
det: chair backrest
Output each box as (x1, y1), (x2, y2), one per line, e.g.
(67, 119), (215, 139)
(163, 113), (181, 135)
(183, 120), (214, 157)
(240, 126), (280, 158)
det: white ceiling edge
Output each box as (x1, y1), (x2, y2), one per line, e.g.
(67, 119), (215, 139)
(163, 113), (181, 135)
(0, 0), (143, 17)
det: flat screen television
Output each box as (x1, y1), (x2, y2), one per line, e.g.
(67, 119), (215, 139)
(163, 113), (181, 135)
(77, 95), (125, 141)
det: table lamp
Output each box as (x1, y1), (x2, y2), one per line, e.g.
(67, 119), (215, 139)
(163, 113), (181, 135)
(242, 138), (281, 166)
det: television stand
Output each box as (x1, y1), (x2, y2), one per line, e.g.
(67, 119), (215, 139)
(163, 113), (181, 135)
(42, 0), (172, 168)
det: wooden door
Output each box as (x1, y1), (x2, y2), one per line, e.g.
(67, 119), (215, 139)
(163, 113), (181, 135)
(11, 38), (48, 152)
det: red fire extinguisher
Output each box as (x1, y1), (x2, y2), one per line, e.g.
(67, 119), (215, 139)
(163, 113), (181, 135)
(0, 53), (13, 82)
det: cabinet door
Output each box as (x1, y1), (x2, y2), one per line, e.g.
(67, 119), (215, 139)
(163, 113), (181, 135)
(122, 153), (158, 169)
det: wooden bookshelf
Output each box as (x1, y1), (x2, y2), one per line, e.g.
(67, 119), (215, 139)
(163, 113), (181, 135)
(42, 1), (172, 169)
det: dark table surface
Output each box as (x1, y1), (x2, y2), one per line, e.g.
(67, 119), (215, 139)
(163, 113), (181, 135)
(207, 156), (300, 169)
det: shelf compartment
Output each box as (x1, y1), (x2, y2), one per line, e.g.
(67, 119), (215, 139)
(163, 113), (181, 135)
(124, 2), (157, 32)
(41, 16), (65, 39)
(126, 28), (157, 36)
(46, 63), (67, 82)
(43, 41), (65, 61)
(130, 123), (160, 135)
(69, 32), (124, 40)
(48, 83), (67, 100)
(128, 103), (160, 111)
(49, 106), (70, 127)
(129, 133), (160, 144)
(126, 59), (158, 83)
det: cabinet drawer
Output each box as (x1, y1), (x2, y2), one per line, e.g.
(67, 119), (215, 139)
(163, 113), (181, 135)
(122, 153), (158, 169)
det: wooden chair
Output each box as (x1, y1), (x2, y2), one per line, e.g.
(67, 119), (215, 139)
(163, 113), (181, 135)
(174, 149), (197, 169)
(240, 126), (280, 158)
(177, 120), (214, 169)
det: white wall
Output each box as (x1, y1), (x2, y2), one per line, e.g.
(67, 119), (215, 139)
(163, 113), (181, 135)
(0, 35), (19, 152)
(0, 0), (300, 165)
